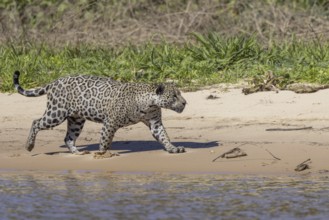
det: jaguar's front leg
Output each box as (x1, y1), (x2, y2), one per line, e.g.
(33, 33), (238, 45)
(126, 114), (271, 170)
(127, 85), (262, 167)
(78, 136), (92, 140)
(145, 118), (185, 153)
(94, 120), (119, 159)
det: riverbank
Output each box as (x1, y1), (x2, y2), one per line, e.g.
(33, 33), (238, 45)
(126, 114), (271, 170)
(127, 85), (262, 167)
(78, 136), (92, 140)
(1, 87), (328, 175)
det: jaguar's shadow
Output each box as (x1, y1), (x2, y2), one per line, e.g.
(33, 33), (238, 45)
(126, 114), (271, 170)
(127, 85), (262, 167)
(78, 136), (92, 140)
(59, 140), (219, 154)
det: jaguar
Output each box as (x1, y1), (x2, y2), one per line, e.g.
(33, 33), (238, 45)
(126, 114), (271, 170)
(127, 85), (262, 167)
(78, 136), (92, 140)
(13, 71), (187, 156)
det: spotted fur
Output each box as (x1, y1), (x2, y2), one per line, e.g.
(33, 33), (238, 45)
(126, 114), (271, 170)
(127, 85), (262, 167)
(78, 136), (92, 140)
(13, 71), (187, 154)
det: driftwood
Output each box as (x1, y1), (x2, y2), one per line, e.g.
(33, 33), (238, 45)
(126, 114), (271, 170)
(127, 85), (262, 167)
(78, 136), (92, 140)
(266, 126), (313, 131)
(286, 83), (329, 93)
(294, 158), (311, 172)
(212, 147), (247, 162)
(243, 71), (329, 95)
(242, 71), (282, 95)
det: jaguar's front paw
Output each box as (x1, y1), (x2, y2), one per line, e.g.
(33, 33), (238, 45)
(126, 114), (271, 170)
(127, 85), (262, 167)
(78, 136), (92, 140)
(25, 141), (35, 152)
(167, 146), (185, 153)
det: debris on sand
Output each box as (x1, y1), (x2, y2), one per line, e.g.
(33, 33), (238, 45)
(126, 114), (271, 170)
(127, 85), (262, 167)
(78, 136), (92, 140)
(206, 94), (219, 100)
(265, 149), (281, 160)
(286, 83), (329, 94)
(266, 126), (313, 131)
(212, 147), (247, 162)
(242, 71), (282, 95)
(242, 71), (329, 95)
(93, 151), (120, 159)
(295, 158), (311, 172)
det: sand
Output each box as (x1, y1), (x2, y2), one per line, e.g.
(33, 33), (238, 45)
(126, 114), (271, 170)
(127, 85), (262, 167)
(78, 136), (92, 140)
(1, 86), (329, 175)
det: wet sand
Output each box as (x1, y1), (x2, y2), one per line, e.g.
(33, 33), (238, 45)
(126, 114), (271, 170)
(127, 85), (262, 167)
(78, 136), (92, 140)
(1, 87), (329, 175)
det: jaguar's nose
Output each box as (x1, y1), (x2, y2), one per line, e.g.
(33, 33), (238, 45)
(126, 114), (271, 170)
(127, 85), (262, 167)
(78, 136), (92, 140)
(179, 96), (187, 105)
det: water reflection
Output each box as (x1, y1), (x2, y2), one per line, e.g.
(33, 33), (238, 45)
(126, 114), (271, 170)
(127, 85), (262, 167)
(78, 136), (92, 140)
(0, 171), (328, 219)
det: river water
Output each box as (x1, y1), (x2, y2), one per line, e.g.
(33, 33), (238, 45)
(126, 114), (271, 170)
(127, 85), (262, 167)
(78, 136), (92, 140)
(0, 170), (328, 220)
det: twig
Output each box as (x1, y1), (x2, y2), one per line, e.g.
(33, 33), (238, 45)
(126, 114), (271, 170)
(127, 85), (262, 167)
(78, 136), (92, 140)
(295, 158), (311, 172)
(266, 126), (313, 131)
(265, 149), (281, 160)
(299, 158), (311, 165)
(319, 126), (329, 131)
(212, 147), (247, 162)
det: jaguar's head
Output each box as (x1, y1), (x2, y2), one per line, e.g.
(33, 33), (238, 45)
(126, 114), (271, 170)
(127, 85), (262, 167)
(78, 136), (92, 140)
(153, 83), (187, 113)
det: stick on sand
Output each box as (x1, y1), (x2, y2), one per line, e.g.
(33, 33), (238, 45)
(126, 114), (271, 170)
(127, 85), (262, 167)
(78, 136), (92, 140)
(266, 126), (312, 131)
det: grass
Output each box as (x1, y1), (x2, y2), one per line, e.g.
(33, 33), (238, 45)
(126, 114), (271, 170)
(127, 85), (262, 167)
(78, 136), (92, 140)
(2, 33), (329, 92)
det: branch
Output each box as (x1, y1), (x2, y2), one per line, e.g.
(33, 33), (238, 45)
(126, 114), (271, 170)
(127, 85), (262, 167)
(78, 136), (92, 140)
(266, 126), (312, 131)
(212, 147), (247, 162)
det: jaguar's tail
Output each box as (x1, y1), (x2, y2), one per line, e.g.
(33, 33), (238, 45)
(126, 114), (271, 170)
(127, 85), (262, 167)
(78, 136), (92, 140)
(13, 71), (48, 97)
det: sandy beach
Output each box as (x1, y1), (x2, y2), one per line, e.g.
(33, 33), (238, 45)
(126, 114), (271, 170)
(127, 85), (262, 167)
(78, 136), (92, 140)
(1, 86), (328, 175)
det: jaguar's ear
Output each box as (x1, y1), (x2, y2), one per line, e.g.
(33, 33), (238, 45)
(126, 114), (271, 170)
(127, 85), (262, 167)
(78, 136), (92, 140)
(155, 84), (165, 95)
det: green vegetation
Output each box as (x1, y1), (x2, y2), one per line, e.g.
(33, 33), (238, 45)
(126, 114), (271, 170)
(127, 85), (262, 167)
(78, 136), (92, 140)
(1, 0), (329, 92)
(2, 33), (329, 92)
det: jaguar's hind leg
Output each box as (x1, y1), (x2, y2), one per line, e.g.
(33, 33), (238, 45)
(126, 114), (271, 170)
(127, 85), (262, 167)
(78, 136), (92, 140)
(26, 109), (67, 152)
(64, 117), (86, 154)
(26, 119), (40, 151)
